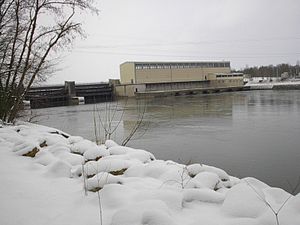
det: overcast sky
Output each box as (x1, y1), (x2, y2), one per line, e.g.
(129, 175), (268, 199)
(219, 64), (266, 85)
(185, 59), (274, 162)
(48, 0), (300, 84)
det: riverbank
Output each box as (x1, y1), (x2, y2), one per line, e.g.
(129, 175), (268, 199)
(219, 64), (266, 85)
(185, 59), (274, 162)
(245, 79), (300, 90)
(0, 122), (299, 225)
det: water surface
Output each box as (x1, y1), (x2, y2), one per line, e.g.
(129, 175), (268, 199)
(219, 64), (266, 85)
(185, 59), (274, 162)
(31, 90), (300, 193)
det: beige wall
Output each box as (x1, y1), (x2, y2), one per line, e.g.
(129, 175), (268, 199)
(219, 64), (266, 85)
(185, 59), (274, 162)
(203, 68), (231, 80)
(115, 84), (146, 97)
(136, 69), (172, 83)
(120, 63), (135, 84)
(115, 85), (126, 97)
(210, 77), (244, 88)
(115, 85), (135, 97)
(135, 67), (231, 84)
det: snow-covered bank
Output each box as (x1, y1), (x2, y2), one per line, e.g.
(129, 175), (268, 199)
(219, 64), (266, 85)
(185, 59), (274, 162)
(245, 79), (300, 90)
(0, 123), (299, 225)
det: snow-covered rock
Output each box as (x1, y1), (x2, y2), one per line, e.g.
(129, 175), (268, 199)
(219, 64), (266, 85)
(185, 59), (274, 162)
(70, 139), (98, 155)
(109, 145), (128, 155)
(105, 139), (119, 148)
(183, 188), (225, 204)
(191, 171), (220, 190)
(83, 145), (109, 161)
(222, 182), (268, 218)
(187, 163), (204, 177)
(0, 123), (299, 225)
(84, 158), (131, 177)
(86, 172), (123, 191)
(45, 160), (72, 178)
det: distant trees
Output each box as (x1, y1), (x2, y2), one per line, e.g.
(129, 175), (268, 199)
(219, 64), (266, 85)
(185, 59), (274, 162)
(0, 0), (98, 123)
(236, 63), (300, 78)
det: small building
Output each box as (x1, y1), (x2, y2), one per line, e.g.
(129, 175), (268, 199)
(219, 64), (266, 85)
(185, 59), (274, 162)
(115, 61), (243, 97)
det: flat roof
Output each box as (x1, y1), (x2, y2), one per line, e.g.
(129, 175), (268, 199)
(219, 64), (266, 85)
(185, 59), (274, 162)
(120, 61), (230, 65)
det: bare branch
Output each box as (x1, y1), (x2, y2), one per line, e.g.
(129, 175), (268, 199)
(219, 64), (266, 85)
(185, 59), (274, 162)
(0, 0), (98, 122)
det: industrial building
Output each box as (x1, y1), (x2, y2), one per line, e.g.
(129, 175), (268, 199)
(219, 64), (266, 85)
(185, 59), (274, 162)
(115, 61), (244, 97)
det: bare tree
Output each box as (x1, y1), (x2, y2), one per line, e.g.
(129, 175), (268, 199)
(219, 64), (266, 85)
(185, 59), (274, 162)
(93, 98), (128, 144)
(92, 98), (149, 146)
(121, 99), (148, 146)
(245, 179), (296, 225)
(0, 0), (98, 123)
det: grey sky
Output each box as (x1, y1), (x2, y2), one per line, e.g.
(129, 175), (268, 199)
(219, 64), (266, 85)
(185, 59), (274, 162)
(48, 0), (300, 84)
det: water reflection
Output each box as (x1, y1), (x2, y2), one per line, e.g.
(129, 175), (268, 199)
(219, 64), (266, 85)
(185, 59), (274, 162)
(30, 90), (300, 193)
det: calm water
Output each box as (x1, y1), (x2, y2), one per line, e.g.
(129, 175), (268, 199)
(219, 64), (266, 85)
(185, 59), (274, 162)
(30, 90), (300, 193)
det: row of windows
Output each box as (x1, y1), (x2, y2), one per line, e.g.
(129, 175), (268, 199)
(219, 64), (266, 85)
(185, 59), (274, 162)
(217, 79), (242, 83)
(135, 62), (230, 70)
(216, 74), (243, 78)
(145, 81), (209, 91)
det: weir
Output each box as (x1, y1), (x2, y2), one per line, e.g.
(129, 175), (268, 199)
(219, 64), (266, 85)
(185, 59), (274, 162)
(25, 81), (113, 109)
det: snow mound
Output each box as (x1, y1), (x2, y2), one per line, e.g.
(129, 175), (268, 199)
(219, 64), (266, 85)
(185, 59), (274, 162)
(1, 123), (300, 225)
(187, 163), (204, 177)
(70, 139), (98, 155)
(56, 151), (84, 166)
(84, 158), (131, 177)
(190, 171), (220, 190)
(101, 184), (136, 208)
(109, 145), (129, 155)
(183, 188), (225, 203)
(107, 148), (155, 164)
(45, 160), (72, 178)
(141, 209), (177, 225)
(83, 145), (109, 161)
(86, 172), (123, 191)
(105, 139), (119, 148)
(0, 127), (24, 144)
(110, 208), (142, 225)
(202, 165), (230, 181)
(68, 136), (84, 144)
(222, 183), (267, 218)
(290, 193), (300, 209)
(12, 139), (39, 156)
(43, 134), (68, 146)
(34, 150), (57, 166)
(111, 200), (171, 225)
(263, 187), (291, 212)
(133, 189), (183, 211)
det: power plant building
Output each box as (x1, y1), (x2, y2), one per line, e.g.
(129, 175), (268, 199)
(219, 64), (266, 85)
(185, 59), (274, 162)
(116, 61), (243, 97)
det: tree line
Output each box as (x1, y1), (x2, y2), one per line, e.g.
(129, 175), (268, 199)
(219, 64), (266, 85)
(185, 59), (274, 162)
(235, 62), (300, 78)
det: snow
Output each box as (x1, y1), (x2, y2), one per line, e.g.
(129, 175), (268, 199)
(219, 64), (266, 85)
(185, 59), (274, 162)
(222, 182), (268, 218)
(83, 145), (109, 161)
(105, 139), (119, 148)
(84, 158), (132, 177)
(245, 79), (300, 90)
(0, 122), (300, 225)
(70, 139), (98, 155)
(45, 159), (72, 177)
(182, 188), (225, 203)
(187, 163), (204, 176)
(191, 171), (220, 189)
(86, 172), (123, 191)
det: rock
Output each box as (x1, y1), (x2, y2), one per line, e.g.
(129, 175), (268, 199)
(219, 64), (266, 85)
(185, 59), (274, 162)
(22, 147), (39, 157)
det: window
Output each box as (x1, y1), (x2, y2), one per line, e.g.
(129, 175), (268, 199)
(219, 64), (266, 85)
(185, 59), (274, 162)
(143, 64), (150, 69)
(135, 65), (142, 70)
(163, 64), (170, 69)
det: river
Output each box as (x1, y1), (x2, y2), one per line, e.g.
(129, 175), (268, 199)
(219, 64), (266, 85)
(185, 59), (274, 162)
(29, 90), (300, 193)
